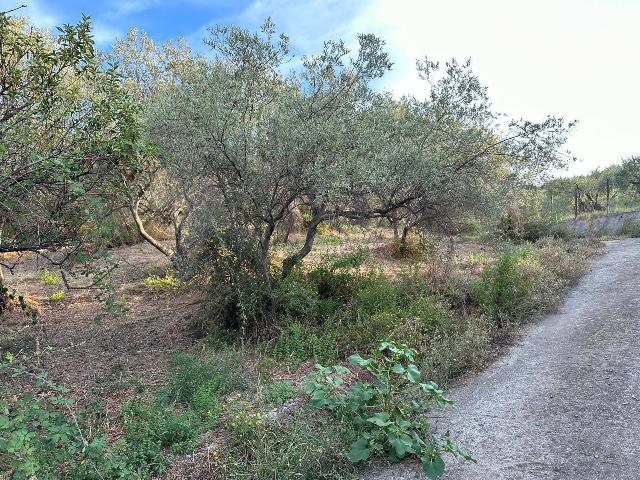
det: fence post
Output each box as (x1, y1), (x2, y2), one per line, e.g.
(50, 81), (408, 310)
(574, 184), (579, 219)
(606, 178), (611, 215)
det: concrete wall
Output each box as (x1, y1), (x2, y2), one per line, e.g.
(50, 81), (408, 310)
(566, 210), (640, 236)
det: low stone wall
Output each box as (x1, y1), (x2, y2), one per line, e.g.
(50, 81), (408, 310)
(567, 210), (640, 236)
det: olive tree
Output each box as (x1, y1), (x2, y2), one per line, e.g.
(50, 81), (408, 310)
(109, 29), (209, 263)
(145, 20), (392, 325)
(143, 20), (574, 333)
(370, 59), (574, 246)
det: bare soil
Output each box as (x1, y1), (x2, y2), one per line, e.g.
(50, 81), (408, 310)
(0, 243), (201, 438)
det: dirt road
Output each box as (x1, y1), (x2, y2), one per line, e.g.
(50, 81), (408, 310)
(368, 238), (640, 479)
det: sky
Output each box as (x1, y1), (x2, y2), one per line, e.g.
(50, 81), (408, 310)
(3, 0), (639, 176)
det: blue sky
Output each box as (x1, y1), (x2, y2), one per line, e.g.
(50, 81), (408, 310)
(3, 0), (639, 176)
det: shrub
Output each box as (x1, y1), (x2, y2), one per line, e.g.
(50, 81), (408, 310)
(143, 272), (187, 294)
(474, 249), (531, 327)
(304, 341), (474, 479)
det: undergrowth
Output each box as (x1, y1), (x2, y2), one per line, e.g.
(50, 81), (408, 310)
(1, 237), (601, 480)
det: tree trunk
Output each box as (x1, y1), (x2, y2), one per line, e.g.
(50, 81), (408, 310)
(259, 224), (276, 320)
(130, 194), (174, 258)
(400, 224), (410, 247)
(282, 212), (323, 278)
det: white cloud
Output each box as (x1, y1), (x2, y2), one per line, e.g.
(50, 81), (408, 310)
(0, 0), (59, 28)
(92, 22), (122, 46)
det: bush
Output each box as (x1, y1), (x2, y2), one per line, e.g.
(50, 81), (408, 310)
(39, 269), (59, 286)
(143, 272), (187, 294)
(474, 249), (531, 327)
(304, 341), (474, 479)
(48, 290), (65, 302)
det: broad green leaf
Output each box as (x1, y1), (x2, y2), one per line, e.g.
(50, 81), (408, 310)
(406, 364), (420, 383)
(347, 437), (371, 463)
(389, 434), (414, 459)
(422, 455), (446, 479)
(391, 363), (405, 374)
(367, 412), (392, 426)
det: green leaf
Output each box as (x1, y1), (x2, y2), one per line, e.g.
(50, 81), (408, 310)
(422, 455), (446, 479)
(348, 353), (371, 367)
(366, 412), (392, 426)
(391, 363), (405, 374)
(406, 364), (420, 383)
(347, 437), (371, 463)
(389, 434), (414, 459)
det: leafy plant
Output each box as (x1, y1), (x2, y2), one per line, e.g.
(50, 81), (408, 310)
(48, 290), (65, 302)
(304, 341), (474, 478)
(39, 269), (59, 286)
(143, 272), (187, 294)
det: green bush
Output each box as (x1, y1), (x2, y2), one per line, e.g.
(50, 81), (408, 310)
(48, 290), (65, 302)
(143, 272), (187, 294)
(39, 269), (59, 286)
(474, 249), (531, 327)
(304, 341), (474, 479)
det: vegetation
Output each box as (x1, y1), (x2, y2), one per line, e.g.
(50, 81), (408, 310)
(0, 8), (619, 480)
(304, 341), (474, 478)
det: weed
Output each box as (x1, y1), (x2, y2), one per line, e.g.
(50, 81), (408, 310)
(39, 269), (59, 286)
(48, 290), (65, 302)
(261, 380), (297, 406)
(304, 341), (474, 478)
(143, 272), (187, 294)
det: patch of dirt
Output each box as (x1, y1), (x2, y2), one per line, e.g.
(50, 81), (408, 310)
(0, 242), (203, 427)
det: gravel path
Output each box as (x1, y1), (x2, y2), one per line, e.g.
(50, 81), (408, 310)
(366, 238), (640, 479)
